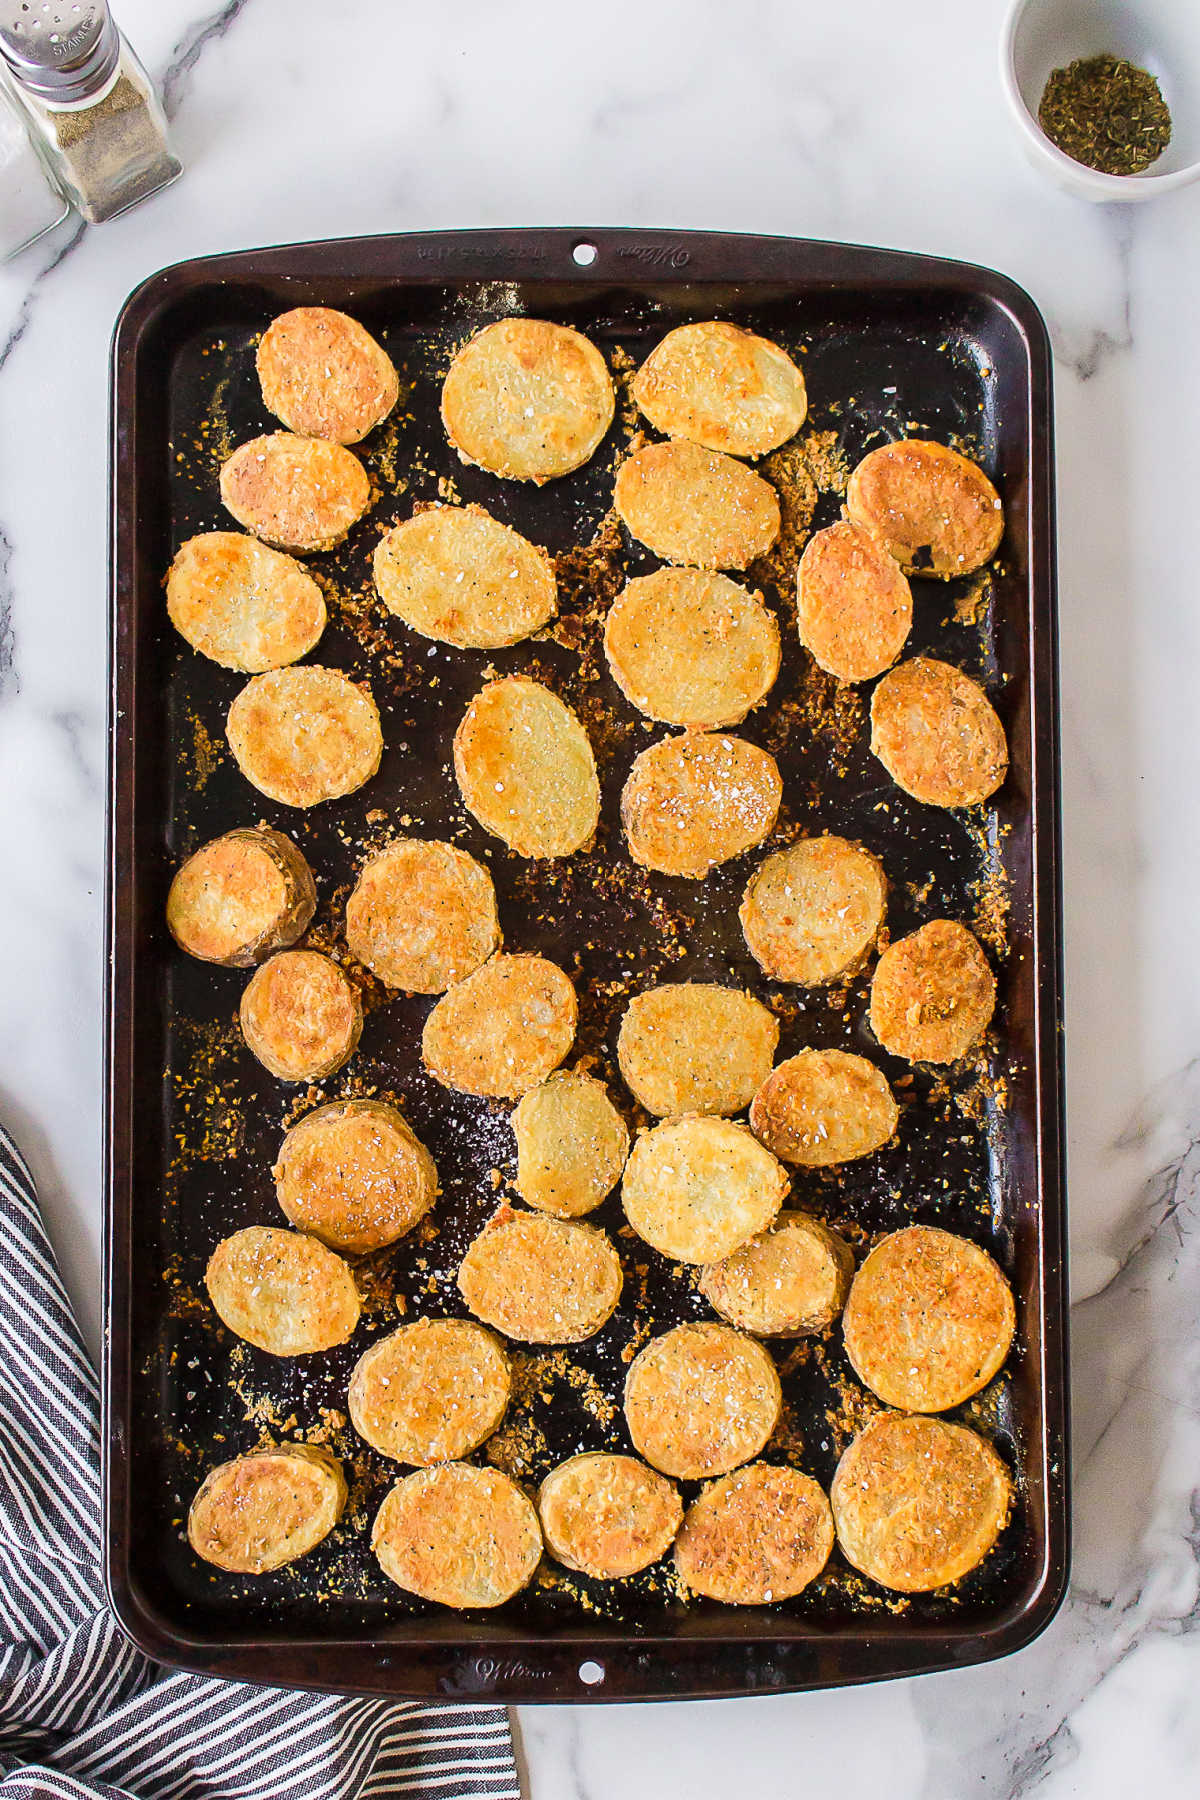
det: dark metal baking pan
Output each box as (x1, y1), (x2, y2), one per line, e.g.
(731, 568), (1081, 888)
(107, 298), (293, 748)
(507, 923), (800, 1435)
(104, 228), (1067, 1702)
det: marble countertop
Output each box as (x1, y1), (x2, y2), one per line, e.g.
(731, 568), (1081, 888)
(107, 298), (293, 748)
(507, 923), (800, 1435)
(3, 0), (1199, 1793)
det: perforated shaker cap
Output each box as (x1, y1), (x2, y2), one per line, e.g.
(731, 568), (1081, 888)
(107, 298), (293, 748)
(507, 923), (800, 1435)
(0, 1), (119, 103)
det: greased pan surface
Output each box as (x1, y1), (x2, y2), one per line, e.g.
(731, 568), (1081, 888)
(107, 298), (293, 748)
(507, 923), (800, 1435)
(105, 230), (1066, 1702)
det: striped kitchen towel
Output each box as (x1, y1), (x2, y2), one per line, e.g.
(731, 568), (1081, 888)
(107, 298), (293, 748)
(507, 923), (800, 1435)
(0, 1126), (520, 1800)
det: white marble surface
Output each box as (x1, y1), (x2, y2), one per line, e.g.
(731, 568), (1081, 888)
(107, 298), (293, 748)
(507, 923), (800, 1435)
(1, 0), (1199, 1793)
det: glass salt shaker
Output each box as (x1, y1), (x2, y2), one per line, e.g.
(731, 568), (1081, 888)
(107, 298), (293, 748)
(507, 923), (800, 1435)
(0, 2), (181, 225)
(0, 71), (68, 258)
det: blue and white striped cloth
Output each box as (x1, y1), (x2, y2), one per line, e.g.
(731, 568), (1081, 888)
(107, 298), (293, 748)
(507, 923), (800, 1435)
(0, 1126), (520, 1800)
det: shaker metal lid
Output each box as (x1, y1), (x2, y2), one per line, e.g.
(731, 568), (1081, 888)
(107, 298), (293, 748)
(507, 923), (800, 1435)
(0, 1), (119, 102)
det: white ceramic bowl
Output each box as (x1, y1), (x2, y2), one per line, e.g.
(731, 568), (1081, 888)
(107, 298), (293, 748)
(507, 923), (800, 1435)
(1001, 0), (1200, 201)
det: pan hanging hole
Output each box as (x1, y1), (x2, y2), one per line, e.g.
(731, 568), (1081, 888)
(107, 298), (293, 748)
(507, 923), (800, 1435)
(578, 1659), (605, 1685)
(572, 242), (598, 267)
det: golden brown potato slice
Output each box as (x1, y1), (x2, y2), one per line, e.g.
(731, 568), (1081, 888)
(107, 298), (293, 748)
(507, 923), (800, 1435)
(845, 439), (1004, 578)
(538, 1452), (682, 1579)
(749, 1050), (898, 1168)
(603, 569), (780, 728)
(348, 1319), (510, 1463)
(616, 983), (779, 1118)
(456, 1205), (622, 1344)
(869, 919), (996, 1063)
(441, 318), (615, 483)
(796, 519), (912, 682)
(870, 657), (1007, 808)
(373, 505), (556, 649)
(453, 677), (599, 859)
(624, 1322), (781, 1480)
(674, 1463), (833, 1603)
(842, 1225), (1016, 1412)
(205, 1225), (360, 1355)
(345, 838), (500, 994)
(830, 1413), (1012, 1592)
(239, 950), (362, 1083)
(511, 1071), (629, 1217)
(219, 433), (371, 553)
(632, 321), (807, 459)
(621, 1116), (787, 1264)
(187, 1445), (347, 1573)
(226, 666), (382, 808)
(621, 733), (782, 879)
(166, 826), (316, 967)
(698, 1210), (854, 1336)
(739, 837), (887, 986)
(273, 1099), (437, 1256)
(257, 306), (399, 443)
(372, 1463), (543, 1606)
(614, 440), (780, 570)
(422, 953), (576, 1099)
(166, 532), (327, 672)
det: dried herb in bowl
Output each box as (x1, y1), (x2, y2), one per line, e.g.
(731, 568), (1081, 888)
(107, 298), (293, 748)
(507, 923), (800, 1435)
(1038, 54), (1172, 176)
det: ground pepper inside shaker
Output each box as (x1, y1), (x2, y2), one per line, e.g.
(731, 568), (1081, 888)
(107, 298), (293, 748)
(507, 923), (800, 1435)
(0, 2), (180, 224)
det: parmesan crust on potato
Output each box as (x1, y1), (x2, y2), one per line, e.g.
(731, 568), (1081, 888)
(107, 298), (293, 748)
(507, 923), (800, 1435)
(845, 439), (1004, 578)
(621, 733), (782, 879)
(422, 953), (577, 1099)
(621, 1116), (788, 1265)
(441, 318), (614, 483)
(603, 568), (780, 728)
(511, 1071), (629, 1217)
(372, 1463), (543, 1607)
(674, 1463), (833, 1604)
(219, 433), (370, 553)
(616, 983), (779, 1118)
(166, 826), (315, 967)
(167, 532), (327, 672)
(739, 836), (887, 986)
(205, 1225), (360, 1356)
(272, 1098), (438, 1256)
(187, 1445), (347, 1573)
(869, 919), (996, 1063)
(870, 657), (1007, 808)
(239, 949), (362, 1082)
(614, 440), (781, 570)
(374, 505), (556, 649)
(348, 1319), (510, 1464)
(454, 677), (600, 859)
(831, 1413), (1012, 1592)
(749, 1050), (898, 1167)
(457, 1205), (623, 1344)
(796, 519), (912, 682)
(226, 666), (382, 808)
(632, 321), (807, 459)
(624, 1323), (781, 1480)
(257, 306), (399, 444)
(538, 1453), (682, 1579)
(699, 1210), (854, 1337)
(842, 1225), (1016, 1412)
(345, 838), (500, 994)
